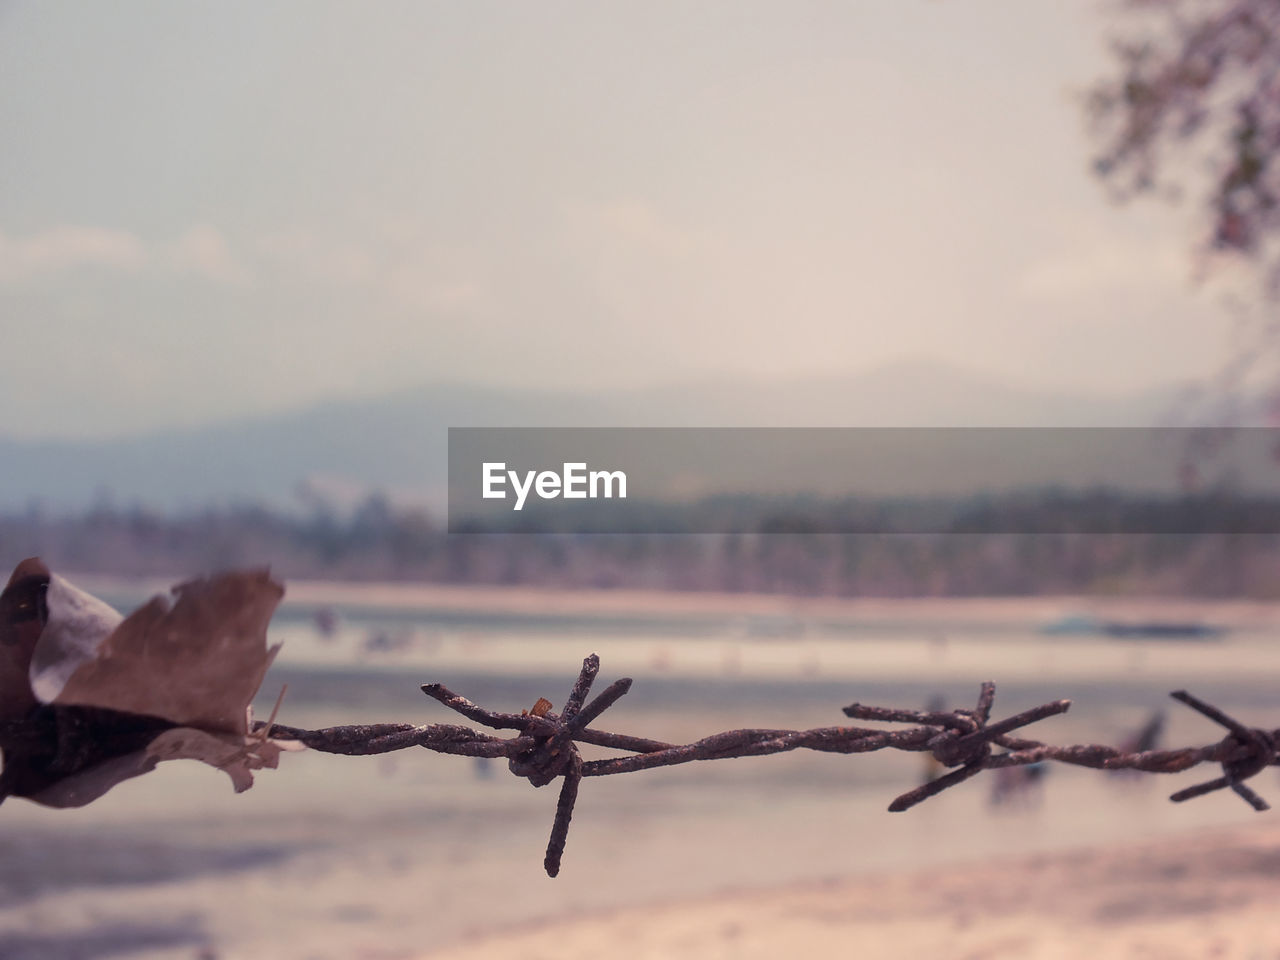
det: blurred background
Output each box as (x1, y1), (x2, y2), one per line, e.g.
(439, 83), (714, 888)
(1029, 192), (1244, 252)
(3, 1), (1280, 957)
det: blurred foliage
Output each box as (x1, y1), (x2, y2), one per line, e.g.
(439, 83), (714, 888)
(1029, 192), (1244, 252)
(1089, 0), (1280, 284)
(5, 496), (1280, 597)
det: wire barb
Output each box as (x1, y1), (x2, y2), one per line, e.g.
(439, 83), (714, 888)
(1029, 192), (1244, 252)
(1167, 690), (1276, 811)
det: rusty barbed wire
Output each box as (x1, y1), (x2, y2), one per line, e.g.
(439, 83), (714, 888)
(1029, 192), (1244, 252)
(250, 653), (1280, 877)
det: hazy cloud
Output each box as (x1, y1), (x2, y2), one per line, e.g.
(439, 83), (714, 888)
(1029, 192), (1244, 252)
(0, 226), (148, 283)
(0, 223), (256, 287)
(253, 227), (489, 314)
(170, 225), (252, 286)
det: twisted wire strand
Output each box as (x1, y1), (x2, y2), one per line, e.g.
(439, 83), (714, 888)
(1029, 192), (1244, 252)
(250, 654), (1280, 876)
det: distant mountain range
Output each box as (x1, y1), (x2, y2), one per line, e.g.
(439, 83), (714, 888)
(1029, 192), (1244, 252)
(0, 360), (1212, 512)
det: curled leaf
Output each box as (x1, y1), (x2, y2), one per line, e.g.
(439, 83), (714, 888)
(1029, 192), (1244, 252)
(0, 560), (292, 807)
(28, 567), (124, 706)
(145, 726), (288, 794)
(49, 569), (282, 735)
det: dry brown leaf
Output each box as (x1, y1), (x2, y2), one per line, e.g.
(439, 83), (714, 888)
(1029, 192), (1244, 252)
(0, 560), (293, 807)
(49, 569), (283, 735)
(145, 726), (287, 793)
(26, 742), (163, 809)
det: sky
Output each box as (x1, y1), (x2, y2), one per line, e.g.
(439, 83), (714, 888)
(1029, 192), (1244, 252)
(0, 1), (1249, 439)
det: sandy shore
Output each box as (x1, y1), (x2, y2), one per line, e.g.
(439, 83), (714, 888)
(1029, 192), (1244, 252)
(431, 823), (1280, 960)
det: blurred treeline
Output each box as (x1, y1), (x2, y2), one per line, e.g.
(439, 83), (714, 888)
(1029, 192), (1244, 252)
(4, 495), (1280, 597)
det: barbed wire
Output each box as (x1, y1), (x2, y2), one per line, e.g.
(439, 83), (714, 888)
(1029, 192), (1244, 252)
(252, 653), (1280, 877)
